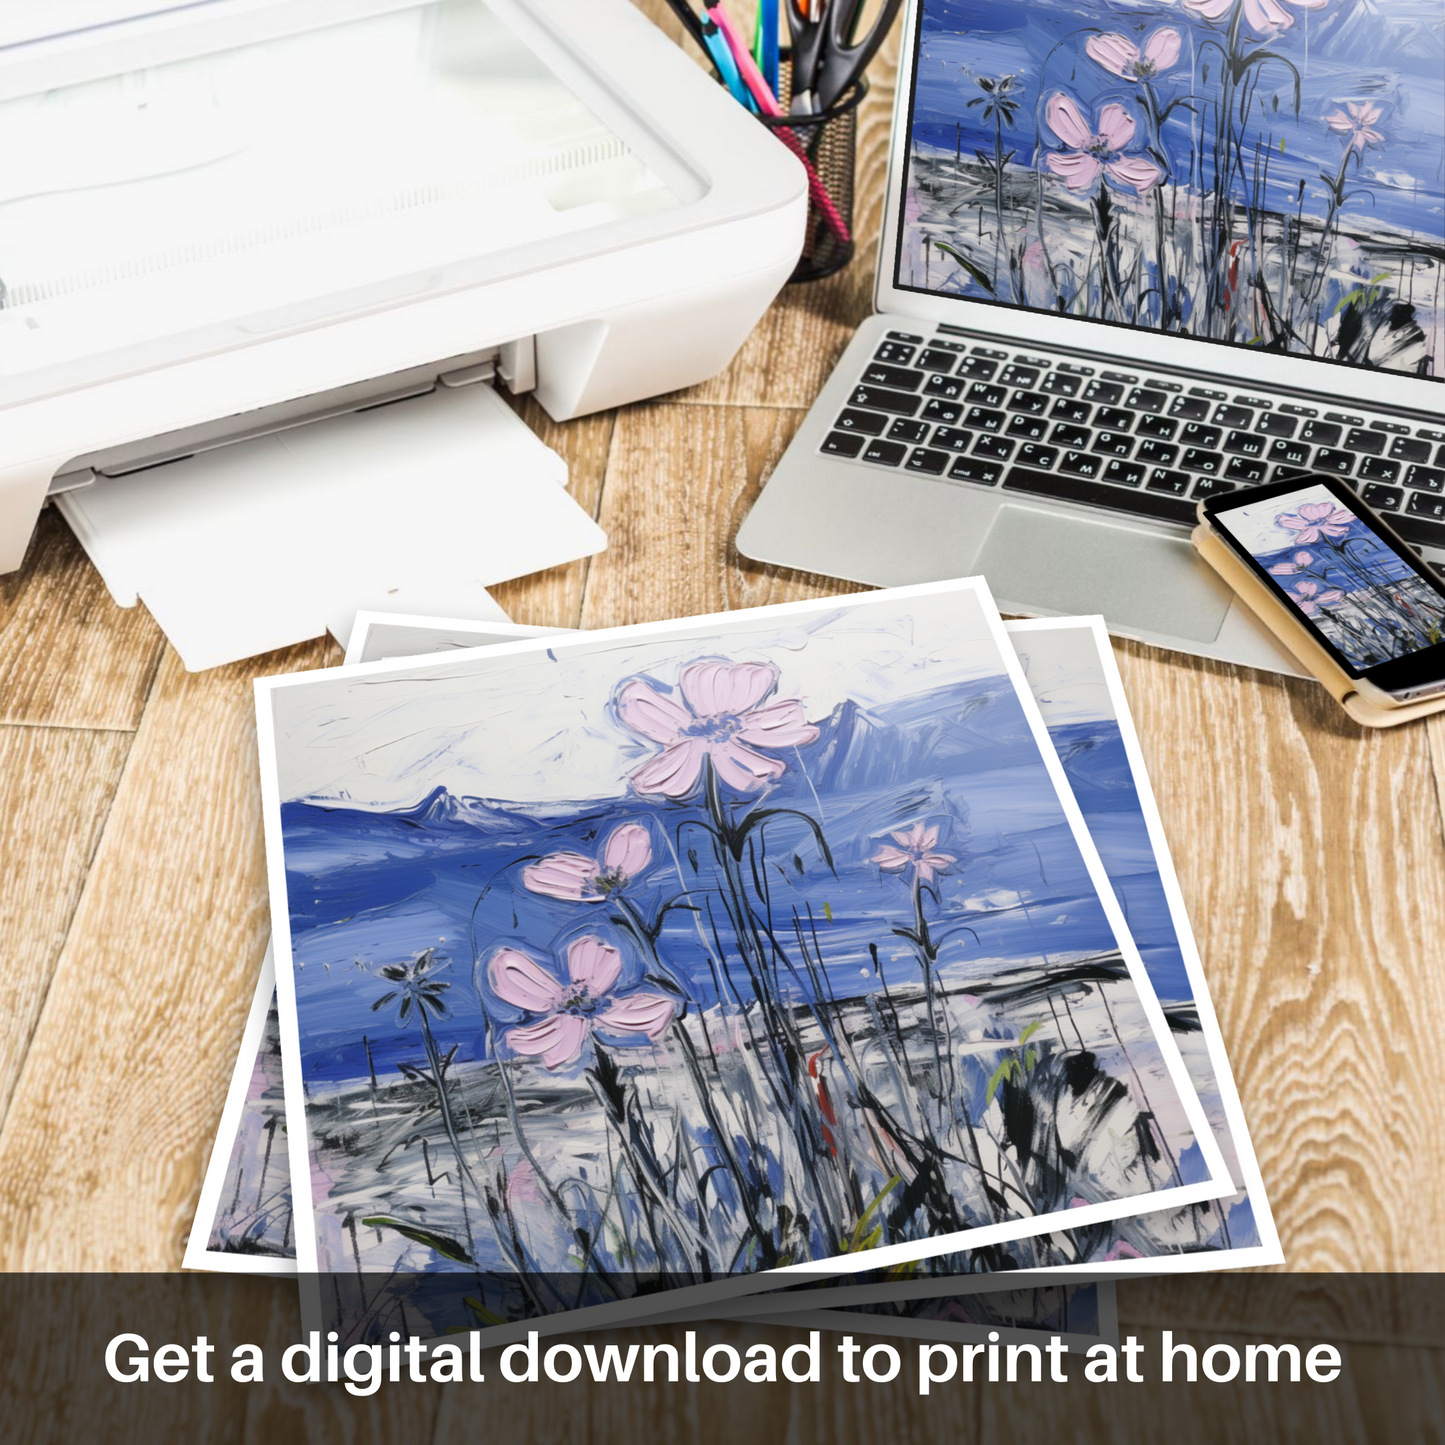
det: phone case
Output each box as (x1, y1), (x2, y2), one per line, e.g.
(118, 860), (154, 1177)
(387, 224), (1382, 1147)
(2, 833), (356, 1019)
(1192, 522), (1445, 728)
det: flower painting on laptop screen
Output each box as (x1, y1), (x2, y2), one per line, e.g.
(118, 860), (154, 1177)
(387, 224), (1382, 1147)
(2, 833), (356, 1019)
(901, 0), (1444, 378)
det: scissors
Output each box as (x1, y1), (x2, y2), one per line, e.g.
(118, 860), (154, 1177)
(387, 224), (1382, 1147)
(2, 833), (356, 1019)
(785, 0), (903, 114)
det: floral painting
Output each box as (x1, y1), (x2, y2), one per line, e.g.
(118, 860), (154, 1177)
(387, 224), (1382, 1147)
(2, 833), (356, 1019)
(258, 585), (1226, 1341)
(1219, 481), (1445, 664)
(900, 0), (1444, 376)
(186, 948), (295, 1271)
(776, 618), (1280, 1327)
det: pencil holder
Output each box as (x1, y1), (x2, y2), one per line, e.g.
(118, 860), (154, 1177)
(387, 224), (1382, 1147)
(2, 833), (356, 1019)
(760, 73), (867, 283)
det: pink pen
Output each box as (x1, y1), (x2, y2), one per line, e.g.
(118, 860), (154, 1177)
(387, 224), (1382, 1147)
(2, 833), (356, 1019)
(705, 2), (853, 248)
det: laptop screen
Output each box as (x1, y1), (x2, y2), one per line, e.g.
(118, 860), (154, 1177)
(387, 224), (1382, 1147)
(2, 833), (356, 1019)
(893, 0), (1443, 383)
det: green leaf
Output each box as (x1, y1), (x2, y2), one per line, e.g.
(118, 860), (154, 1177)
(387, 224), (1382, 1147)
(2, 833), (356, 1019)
(360, 1216), (473, 1264)
(823, 902), (833, 921)
(463, 1296), (507, 1326)
(929, 239), (996, 296)
(985, 1058), (1016, 1100)
(845, 1175), (902, 1251)
(1019, 1020), (1043, 1045)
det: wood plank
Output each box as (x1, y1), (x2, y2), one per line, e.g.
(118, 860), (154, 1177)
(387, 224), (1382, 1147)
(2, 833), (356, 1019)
(0, 639), (336, 1269)
(983, 1322), (1432, 1445)
(1110, 637), (1445, 1270)
(0, 509), (165, 730)
(490, 397), (614, 630)
(430, 1322), (980, 1445)
(579, 402), (868, 631)
(0, 725), (133, 1129)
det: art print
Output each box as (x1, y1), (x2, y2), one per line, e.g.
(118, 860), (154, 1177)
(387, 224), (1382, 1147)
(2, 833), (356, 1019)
(257, 583), (1229, 1341)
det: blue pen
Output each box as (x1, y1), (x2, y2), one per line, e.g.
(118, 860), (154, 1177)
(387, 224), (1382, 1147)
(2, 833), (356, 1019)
(700, 15), (755, 110)
(758, 0), (779, 97)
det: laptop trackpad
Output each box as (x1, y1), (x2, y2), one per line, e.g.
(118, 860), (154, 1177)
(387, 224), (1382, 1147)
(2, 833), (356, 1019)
(976, 505), (1232, 643)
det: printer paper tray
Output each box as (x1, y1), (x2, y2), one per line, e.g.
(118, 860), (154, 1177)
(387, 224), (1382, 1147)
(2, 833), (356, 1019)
(57, 383), (604, 671)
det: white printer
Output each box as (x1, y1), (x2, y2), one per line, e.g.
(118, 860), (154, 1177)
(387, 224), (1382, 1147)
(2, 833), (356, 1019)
(0, 0), (806, 664)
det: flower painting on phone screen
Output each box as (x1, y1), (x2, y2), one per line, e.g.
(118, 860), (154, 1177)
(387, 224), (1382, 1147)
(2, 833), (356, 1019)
(902, 0), (1442, 377)
(1224, 482), (1445, 664)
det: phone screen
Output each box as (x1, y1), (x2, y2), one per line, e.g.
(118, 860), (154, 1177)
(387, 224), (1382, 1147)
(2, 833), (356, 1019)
(1208, 479), (1445, 681)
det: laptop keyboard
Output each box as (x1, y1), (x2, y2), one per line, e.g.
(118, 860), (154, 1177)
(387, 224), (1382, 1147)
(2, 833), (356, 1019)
(821, 329), (1445, 552)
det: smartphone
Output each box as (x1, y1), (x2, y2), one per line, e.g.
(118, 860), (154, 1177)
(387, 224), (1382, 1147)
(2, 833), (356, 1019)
(1200, 473), (1445, 705)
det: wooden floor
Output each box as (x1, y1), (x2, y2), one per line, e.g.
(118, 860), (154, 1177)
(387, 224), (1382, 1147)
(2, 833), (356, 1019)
(1, 4), (1442, 1439)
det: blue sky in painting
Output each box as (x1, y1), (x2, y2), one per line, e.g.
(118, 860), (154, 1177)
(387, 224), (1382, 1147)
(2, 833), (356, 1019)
(910, 0), (1445, 239)
(280, 673), (1171, 1087)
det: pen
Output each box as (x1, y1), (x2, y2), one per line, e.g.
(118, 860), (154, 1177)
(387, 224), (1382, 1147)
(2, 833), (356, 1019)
(754, 0), (780, 98)
(661, 0), (706, 50)
(705, 3), (852, 247)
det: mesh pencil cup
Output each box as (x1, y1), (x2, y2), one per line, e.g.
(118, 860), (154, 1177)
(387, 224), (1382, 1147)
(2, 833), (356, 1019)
(759, 75), (867, 283)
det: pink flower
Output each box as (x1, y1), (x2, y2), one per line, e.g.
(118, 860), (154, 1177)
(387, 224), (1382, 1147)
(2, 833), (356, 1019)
(1043, 95), (1163, 194)
(1290, 580), (1344, 614)
(871, 822), (956, 884)
(1268, 550), (1315, 575)
(1103, 1240), (1144, 1261)
(522, 823), (652, 902)
(506, 1160), (542, 1206)
(1085, 29), (1181, 81)
(1275, 500), (1354, 544)
(488, 936), (675, 1069)
(1326, 101), (1385, 152)
(617, 661), (819, 798)
(1184, 0), (1328, 36)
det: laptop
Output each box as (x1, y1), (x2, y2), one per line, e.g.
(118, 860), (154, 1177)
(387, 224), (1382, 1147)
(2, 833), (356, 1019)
(737, 0), (1445, 674)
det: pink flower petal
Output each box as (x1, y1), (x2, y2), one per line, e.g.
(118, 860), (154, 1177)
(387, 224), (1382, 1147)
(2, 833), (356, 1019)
(567, 935), (622, 996)
(616, 679), (690, 744)
(871, 844), (912, 871)
(1046, 150), (1104, 190)
(1044, 93), (1092, 150)
(629, 738), (707, 798)
(1294, 551), (1314, 566)
(921, 824), (940, 851)
(1276, 512), (1310, 532)
(679, 661), (777, 718)
(1104, 1240), (1144, 1261)
(1357, 128), (1383, 149)
(1142, 28), (1181, 70)
(735, 699), (820, 750)
(1326, 110), (1354, 133)
(1317, 590), (1344, 605)
(710, 740), (787, 792)
(1182, 0), (1233, 17)
(1105, 154), (1164, 194)
(1295, 582), (1320, 598)
(1242, 0), (1293, 31)
(1268, 563), (1297, 575)
(596, 991), (676, 1039)
(506, 1013), (590, 1069)
(922, 852), (956, 873)
(1085, 33), (1138, 77)
(522, 852), (601, 901)
(602, 822), (651, 877)
(1298, 502), (1337, 522)
(490, 949), (564, 1012)
(1096, 103), (1136, 152)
